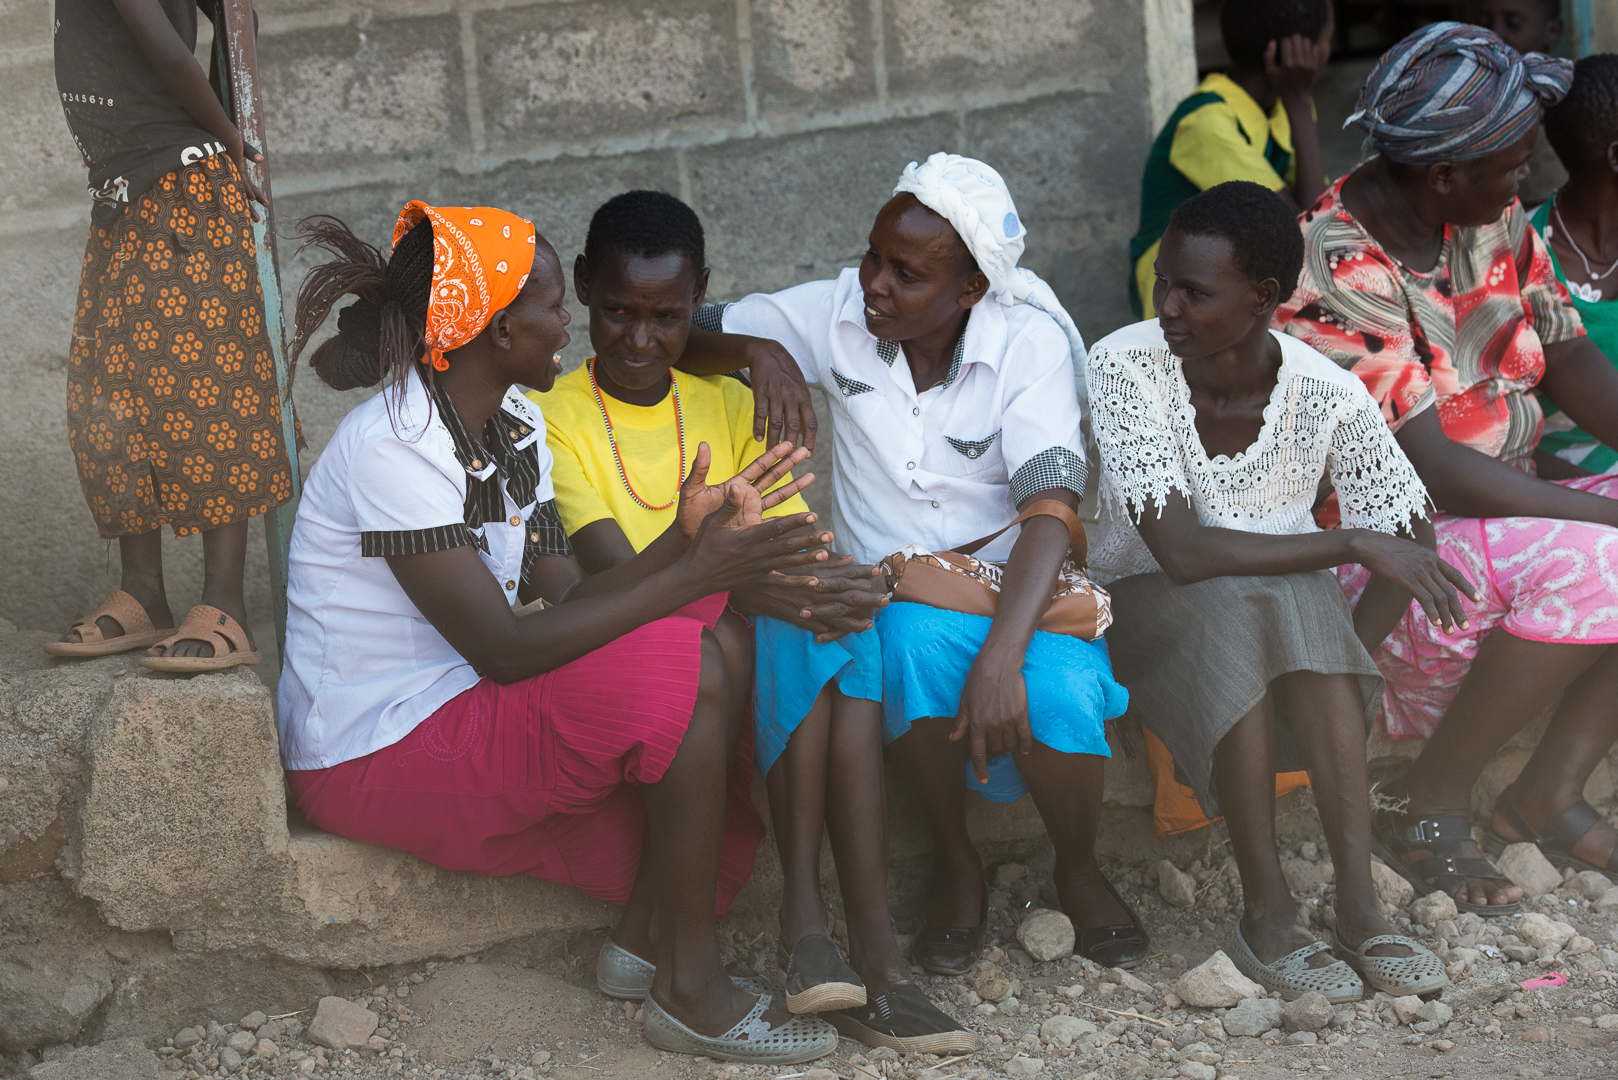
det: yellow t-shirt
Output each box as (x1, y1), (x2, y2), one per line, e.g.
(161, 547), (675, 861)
(534, 362), (809, 552)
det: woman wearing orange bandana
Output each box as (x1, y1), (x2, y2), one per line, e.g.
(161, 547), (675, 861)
(277, 203), (840, 1063)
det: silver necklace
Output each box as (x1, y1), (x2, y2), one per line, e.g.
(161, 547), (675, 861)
(1551, 196), (1618, 302)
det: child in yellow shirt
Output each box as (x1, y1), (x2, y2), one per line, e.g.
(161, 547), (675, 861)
(538, 191), (967, 1054)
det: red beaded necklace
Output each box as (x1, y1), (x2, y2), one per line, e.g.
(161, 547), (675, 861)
(588, 359), (685, 512)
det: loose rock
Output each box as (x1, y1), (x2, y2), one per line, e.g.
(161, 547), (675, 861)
(1282, 991), (1335, 1032)
(1111, 967), (1153, 995)
(1597, 887), (1618, 913)
(1017, 909), (1075, 962)
(255, 1039), (278, 1059)
(1410, 891), (1458, 927)
(225, 1030), (255, 1055)
(1178, 1064), (1217, 1080)
(172, 1028), (201, 1051)
(1039, 1015), (1097, 1046)
(1175, 950), (1264, 1008)
(1224, 997), (1283, 1037)
(1497, 843), (1562, 897)
(25, 1038), (160, 1080)
(1392, 995), (1424, 1024)
(1003, 1054), (1043, 1077)
(1572, 870), (1613, 900)
(1518, 913), (1577, 950)
(1286, 1030), (1318, 1044)
(1158, 860), (1197, 908)
(238, 1011), (268, 1031)
(219, 1047), (243, 1071)
(306, 995), (380, 1051)
(1418, 1000), (1453, 1026)
(1370, 859), (1415, 910)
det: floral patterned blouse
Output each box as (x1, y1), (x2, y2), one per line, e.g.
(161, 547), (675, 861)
(1276, 175), (1585, 472)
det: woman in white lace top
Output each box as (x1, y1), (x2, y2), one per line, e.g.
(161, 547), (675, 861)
(1088, 183), (1472, 1003)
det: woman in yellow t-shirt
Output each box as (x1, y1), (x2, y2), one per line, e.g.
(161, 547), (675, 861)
(536, 192), (966, 1054)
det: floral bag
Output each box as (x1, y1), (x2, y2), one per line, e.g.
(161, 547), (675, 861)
(879, 500), (1112, 640)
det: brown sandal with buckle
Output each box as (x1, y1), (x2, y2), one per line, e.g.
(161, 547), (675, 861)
(44, 590), (175, 657)
(139, 605), (262, 673)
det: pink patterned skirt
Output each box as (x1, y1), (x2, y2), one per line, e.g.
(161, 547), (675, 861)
(1340, 475), (1618, 740)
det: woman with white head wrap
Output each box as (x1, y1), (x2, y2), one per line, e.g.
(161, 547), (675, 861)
(892, 152), (1089, 405)
(683, 154), (1141, 1001)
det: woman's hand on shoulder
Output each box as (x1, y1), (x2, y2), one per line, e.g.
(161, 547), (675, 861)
(1349, 529), (1479, 633)
(674, 441), (814, 539)
(746, 340), (819, 451)
(953, 650), (1032, 785)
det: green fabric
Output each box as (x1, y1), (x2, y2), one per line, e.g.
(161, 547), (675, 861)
(1530, 199), (1618, 472)
(1128, 91), (1224, 319)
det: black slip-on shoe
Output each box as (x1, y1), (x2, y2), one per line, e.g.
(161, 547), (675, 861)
(828, 982), (978, 1055)
(912, 895), (987, 977)
(778, 933), (866, 1013)
(1074, 873), (1150, 970)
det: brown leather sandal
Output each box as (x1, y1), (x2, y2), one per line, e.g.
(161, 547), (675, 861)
(139, 605), (262, 673)
(44, 590), (174, 657)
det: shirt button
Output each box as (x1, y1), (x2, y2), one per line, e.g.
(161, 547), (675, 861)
(505, 580), (516, 591)
(932, 501), (940, 508)
(510, 515), (521, 526)
(530, 532), (539, 542)
(912, 407), (920, 416)
(906, 461), (916, 470)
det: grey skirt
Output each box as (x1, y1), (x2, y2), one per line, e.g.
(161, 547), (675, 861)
(1105, 570), (1383, 817)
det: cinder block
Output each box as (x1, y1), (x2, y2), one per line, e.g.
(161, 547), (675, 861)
(968, 91), (1147, 343)
(477, 0), (744, 152)
(884, 0), (1133, 98)
(0, 59), (92, 216)
(751, 0), (879, 117)
(259, 15), (469, 174)
(688, 114), (960, 300)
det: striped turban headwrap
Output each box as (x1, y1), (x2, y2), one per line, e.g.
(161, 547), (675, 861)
(1347, 21), (1573, 165)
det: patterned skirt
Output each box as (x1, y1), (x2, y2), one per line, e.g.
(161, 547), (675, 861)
(1338, 474), (1618, 740)
(67, 154), (292, 538)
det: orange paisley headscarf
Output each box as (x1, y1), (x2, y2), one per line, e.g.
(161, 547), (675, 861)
(392, 201), (537, 371)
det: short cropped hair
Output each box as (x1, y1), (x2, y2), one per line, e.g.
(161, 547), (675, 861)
(1221, 0), (1332, 70)
(1167, 181), (1304, 302)
(583, 190), (706, 274)
(1543, 54), (1618, 172)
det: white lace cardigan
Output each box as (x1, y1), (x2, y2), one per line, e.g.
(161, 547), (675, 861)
(1084, 321), (1432, 584)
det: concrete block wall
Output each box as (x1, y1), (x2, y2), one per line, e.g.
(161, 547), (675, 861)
(1, 0), (1191, 662)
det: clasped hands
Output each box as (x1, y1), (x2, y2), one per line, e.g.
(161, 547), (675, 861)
(674, 439), (887, 642)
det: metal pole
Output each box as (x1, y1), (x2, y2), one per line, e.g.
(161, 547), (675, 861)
(214, 0), (300, 660)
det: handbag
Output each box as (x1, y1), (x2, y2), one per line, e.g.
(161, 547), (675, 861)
(878, 499), (1112, 640)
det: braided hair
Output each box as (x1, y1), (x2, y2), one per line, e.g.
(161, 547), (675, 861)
(288, 215), (435, 392)
(1543, 54), (1618, 173)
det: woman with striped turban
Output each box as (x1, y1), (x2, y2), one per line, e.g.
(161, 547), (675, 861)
(1278, 23), (1618, 912)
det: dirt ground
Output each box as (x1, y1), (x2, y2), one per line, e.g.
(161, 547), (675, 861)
(33, 820), (1614, 1080)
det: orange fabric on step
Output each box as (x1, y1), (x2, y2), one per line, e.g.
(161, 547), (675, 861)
(1145, 729), (1311, 837)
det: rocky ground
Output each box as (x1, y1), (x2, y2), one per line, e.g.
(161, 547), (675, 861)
(10, 834), (1618, 1080)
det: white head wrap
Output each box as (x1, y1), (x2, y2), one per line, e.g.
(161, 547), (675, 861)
(892, 152), (1088, 404)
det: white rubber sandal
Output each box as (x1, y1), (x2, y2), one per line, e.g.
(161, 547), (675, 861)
(1332, 932), (1450, 998)
(596, 941), (778, 1001)
(1230, 922), (1365, 1004)
(642, 993), (838, 1064)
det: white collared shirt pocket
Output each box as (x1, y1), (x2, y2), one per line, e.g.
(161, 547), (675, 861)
(942, 429), (1004, 478)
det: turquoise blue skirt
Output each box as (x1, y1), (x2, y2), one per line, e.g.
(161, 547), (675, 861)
(875, 602), (1128, 802)
(752, 615), (883, 778)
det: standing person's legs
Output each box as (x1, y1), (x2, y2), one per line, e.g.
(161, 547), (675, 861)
(145, 519), (257, 658)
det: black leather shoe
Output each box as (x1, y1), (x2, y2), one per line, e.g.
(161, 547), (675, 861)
(1073, 873), (1149, 970)
(912, 895), (987, 977)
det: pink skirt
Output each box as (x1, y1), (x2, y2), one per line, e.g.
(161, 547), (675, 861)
(1339, 475), (1618, 740)
(286, 593), (765, 915)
